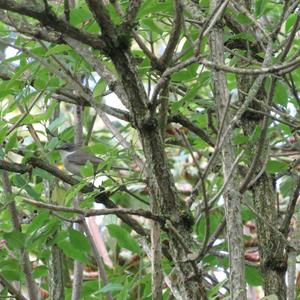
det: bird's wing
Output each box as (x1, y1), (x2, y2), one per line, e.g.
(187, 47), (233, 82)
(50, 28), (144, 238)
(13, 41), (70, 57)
(67, 150), (129, 171)
(67, 150), (104, 166)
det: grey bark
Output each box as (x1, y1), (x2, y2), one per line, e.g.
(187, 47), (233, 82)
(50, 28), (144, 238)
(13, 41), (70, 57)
(72, 105), (84, 300)
(209, 0), (246, 298)
(49, 245), (65, 300)
(48, 102), (65, 300)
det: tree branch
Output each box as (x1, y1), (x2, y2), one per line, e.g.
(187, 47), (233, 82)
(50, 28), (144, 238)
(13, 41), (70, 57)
(0, 0), (107, 52)
(170, 114), (215, 147)
(159, 0), (183, 67)
(22, 197), (163, 222)
(0, 273), (28, 300)
(123, 0), (143, 32)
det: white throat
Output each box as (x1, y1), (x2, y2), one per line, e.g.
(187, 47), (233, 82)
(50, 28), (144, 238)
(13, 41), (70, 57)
(59, 150), (75, 162)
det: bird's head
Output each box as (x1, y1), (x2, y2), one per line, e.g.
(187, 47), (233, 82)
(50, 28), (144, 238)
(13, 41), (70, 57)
(56, 143), (77, 152)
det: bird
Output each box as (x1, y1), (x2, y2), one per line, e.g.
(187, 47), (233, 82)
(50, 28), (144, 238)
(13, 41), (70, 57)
(56, 143), (127, 176)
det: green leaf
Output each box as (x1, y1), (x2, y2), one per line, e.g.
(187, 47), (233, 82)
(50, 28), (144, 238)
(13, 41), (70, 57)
(33, 78), (47, 90)
(1, 270), (21, 281)
(208, 279), (227, 297)
(3, 231), (25, 249)
(196, 210), (223, 241)
(233, 133), (249, 145)
(249, 125), (262, 142)
(5, 131), (18, 153)
(255, 0), (267, 17)
(280, 176), (295, 198)
(266, 160), (289, 174)
(100, 283), (123, 293)
(48, 76), (61, 88)
(107, 224), (140, 253)
(46, 137), (60, 151)
(285, 14), (297, 33)
(88, 143), (111, 155)
(25, 211), (50, 235)
(245, 266), (262, 285)
(80, 161), (94, 177)
(138, 0), (173, 17)
(48, 115), (66, 132)
(0, 259), (21, 273)
(69, 229), (91, 252)
(26, 218), (60, 248)
(93, 79), (107, 98)
(141, 19), (162, 34)
(23, 184), (41, 201)
(32, 265), (48, 279)
(0, 126), (7, 145)
(32, 168), (53, 181)
(46, 45), (72, 56)
(65, 182), (87, 206)
(59, 126), (74, 141)
(58, 240), (88, 262)
(14, 174), (27, 187)
(181, 84), (201, 102)
(235, 13), (252, 25)
(274, 82), (288, 106)
(70, 7), (92, 26)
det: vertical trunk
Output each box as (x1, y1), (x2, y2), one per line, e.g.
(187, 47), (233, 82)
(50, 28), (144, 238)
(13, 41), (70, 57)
(48, 103), (65, 300)
(234, 0), (287, 291)
(237, 64), (287, 299)
(254, 175), (286, 298)
(105, 47), (205, 299)
(209, 0), (246, 298)
(72, 105), (84, 300)
(49, 245), (65, 300)
(150, 181), (163, 300)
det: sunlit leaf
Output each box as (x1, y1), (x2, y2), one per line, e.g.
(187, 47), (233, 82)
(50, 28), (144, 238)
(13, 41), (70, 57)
(108, 224), (140, 253)
(69, 229), (91, 252)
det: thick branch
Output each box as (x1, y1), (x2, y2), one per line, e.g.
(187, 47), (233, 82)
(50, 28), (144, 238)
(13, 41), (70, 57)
(123, 0), (142, 32)
(86, 0), (116, 38)
(0, 0), (107, 52)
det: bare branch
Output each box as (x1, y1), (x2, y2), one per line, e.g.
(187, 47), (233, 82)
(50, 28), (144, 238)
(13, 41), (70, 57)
(123, 0), (143, 32)
(170, 114), (215, 147)
(22, 197), (163, 221)
(281, 177), (300, 236)
(0, 0), (107, 51)
(159, 0), (183, 67)
(86, 0), (116, 38)
(0, 273), (28, 300)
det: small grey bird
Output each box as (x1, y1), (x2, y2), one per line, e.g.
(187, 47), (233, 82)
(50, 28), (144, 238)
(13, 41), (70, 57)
(56, 143), (126, 176)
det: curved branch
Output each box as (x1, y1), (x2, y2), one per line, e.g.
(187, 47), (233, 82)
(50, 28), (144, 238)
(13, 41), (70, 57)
(159, 0), (183, 67)
(86, 0), (116, 38)
(0, 0), (107, 52)
(170, 114), (215, 147)
(22, 197), (163, 222)
(123, 0), (143, 32)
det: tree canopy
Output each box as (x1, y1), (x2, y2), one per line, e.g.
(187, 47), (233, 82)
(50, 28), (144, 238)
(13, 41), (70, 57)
(0, 0), (300, 299)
